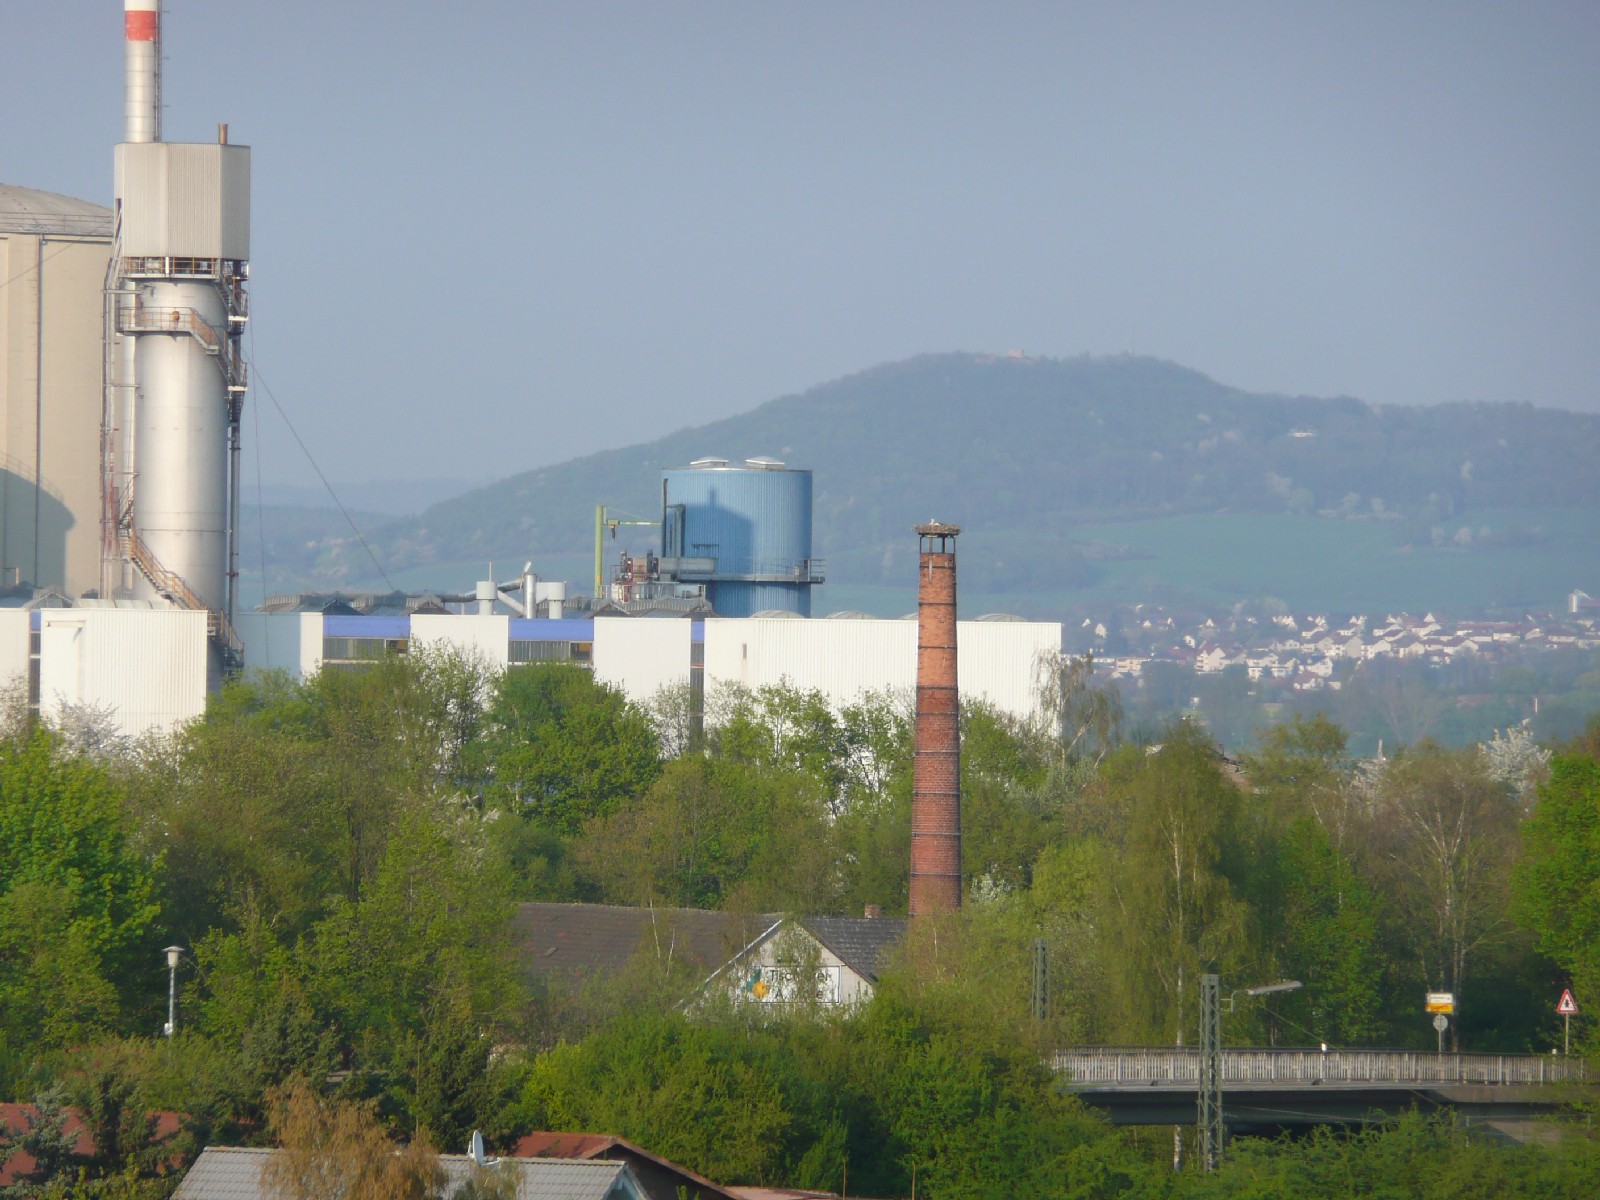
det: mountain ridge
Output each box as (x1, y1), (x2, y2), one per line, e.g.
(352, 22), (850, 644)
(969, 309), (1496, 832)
(258, 353), (1600, 612)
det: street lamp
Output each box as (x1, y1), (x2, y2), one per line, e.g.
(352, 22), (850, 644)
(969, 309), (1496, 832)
(162, 945), (184, 1037)
(1199, 975), (1303, 1171)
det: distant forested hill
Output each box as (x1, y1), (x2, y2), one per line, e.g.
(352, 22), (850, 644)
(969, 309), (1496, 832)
(259, 354), (1600, 614)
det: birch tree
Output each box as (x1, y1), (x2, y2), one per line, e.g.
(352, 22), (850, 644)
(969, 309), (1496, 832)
(1365, 743), (1517, 1047)
(1097, 725), (1253, 1042)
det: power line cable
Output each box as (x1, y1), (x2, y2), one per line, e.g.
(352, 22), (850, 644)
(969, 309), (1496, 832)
(0, 239), (74, 292)
(240, 352), (397, 593)
(1259, 1004), (1334, 1049)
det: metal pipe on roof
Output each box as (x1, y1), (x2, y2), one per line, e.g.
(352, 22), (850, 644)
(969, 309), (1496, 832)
(536, 580), (567, 619)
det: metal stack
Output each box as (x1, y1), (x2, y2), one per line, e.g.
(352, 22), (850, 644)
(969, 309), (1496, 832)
(104, 0), (250, 663)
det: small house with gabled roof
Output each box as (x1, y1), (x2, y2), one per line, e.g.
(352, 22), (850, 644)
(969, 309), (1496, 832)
(513, 903), (906, 1010)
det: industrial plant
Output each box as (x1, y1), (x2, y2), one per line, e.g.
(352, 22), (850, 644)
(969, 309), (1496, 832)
(3, 0), (247, 672)
(0, 2), (1062, 741)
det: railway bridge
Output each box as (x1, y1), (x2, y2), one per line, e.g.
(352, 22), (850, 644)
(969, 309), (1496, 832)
(1053, 1047), (1587, 1142)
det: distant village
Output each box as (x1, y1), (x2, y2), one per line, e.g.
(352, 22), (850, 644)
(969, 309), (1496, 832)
(1088, 590), (1600, 693)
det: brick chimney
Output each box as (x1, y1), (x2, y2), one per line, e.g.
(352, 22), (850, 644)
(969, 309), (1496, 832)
(909, 521), (961, 915)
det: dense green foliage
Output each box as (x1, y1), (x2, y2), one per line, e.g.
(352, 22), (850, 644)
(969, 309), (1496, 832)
(2, 656), (1598, 1196)
(1515, 750), (1600, 1009)
(0, 733), (161, 1066)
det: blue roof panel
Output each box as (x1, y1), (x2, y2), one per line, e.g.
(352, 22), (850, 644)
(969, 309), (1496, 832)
(323, 614), (409, 639)
(510, 618), (594, 641)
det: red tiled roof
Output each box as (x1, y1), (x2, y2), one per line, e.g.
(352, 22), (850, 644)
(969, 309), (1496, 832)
(506, 1131), (739, 1200)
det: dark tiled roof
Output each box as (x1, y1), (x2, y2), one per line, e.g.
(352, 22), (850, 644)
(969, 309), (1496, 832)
(514, 903), (782, 982)
(798, 918), (907, 983)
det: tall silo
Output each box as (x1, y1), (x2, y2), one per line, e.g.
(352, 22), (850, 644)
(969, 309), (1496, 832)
(105, 0), (249, 655)
(659, 458), (824, 617)
(0, 186), (113, 596)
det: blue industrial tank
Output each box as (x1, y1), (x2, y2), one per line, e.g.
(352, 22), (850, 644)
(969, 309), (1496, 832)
(660, 457), (823, 617)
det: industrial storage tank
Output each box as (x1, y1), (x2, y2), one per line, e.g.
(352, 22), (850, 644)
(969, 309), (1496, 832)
(0, 185), (114, 596)
(660, 457), (824, 617)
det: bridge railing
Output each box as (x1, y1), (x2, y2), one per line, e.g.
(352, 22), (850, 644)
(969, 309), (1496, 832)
(1053, 1047), (1586, 1087)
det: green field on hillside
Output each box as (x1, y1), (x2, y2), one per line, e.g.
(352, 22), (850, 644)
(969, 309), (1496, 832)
(817, 507), (1598, 620)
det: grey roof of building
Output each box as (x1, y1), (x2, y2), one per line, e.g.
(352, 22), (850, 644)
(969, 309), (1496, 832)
(172, 1149), (267, 1200)
(174, 1146), (644, 1200)
(798, 918), (907, 983)
(0, 184), (113, 237)
(515, 904), (908, 991)
(514, 903), (782, 983)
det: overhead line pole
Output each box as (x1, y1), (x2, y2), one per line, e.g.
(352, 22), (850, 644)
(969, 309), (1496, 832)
(1198, 973), (1222, 1172)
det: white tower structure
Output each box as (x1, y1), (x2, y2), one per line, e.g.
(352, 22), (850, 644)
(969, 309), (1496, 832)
(105, 0), (249, 664)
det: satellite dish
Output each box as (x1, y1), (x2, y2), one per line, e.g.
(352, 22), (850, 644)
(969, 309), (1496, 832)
(468, 1130), (498, 1168)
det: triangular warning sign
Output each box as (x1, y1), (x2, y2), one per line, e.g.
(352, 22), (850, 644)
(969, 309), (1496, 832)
(1557, 988), (1579, 1015)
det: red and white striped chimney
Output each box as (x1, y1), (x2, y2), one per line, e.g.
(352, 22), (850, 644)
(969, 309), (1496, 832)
(909, 521), (961, 916)
(124, 0), (161, 144)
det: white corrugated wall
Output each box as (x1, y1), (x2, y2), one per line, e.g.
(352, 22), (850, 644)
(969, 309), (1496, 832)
(592, 618), (692, 706)
(702, 618), (1060, 721)
(0, 610), (29, 694)
(705, 618), (915, 700)
(115, 143), (250, 259)
(236, 612), (322, 680)
(38, 609), (207, 739)
(410, 614), (510, 670)
(958, 622), (1063, 718)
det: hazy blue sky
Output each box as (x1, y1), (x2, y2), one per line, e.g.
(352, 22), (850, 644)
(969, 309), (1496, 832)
(8, 1), (1599, 489)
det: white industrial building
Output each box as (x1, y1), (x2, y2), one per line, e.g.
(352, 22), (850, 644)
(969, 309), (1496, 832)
(4, 3), (251, 683)
(0, 607), (1061, 742)
(237, 611), (1058, 716)
(0, 604), (210, 740)
(1, 5), (1063, 748)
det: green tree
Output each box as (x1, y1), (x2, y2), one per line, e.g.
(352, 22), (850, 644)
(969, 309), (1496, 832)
(959, 704), (1056, 896)
(405, 994), (497, 1153)
(0, 731), (160, 1053)
(832, 692), (914, 915)
(192, 905), (340, 1106)
(309, 808), (519, 1053)
(0, 1086), (79, 1196)
(1364, 742), (1519, 1047)
(713, 684), (848, 814)
(1513, 754), (1600, 1033)
(1093, 725), (1255, 1043)
(134, 654), (489, 941)
(517, 1015), (797, 1186)
(1034, 650), (1123, 766)
(1244, 713), (1356, 850)
(475, 665), (660, 834)
(1265, 816), (1385, 1043)
(574, 756), (835, 912)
